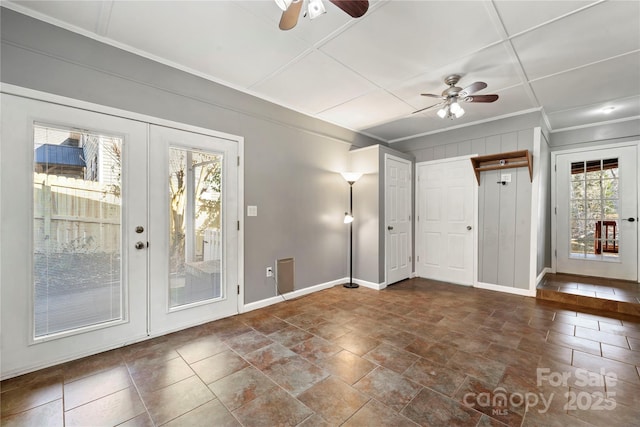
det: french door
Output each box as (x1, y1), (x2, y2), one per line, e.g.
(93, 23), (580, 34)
(555, 145), (638, 281)
(149, 125), (238, 335)
(0, 93), (239, 378)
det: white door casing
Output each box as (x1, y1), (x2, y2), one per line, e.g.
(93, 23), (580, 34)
(416, 156), (477, 286)
(555, 145), (638, 281)
(385, 155), (412, 285)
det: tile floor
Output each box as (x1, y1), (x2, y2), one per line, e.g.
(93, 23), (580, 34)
(2, 277), (640, 426)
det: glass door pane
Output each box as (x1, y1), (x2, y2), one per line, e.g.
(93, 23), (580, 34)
(148, 124), (238, 336)
(169, 147), (223, 308)
(568, 158), (619, 261)
(34, 124), (123, 337)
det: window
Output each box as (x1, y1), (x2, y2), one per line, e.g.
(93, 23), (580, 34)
(569, 158), (619, 260)
(33, 124), (123, 337)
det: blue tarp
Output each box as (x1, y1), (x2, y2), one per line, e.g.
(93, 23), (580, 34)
(35, 144), (85, 167)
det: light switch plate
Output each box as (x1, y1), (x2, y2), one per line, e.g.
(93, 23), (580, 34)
(501, 174), (512, 183)
(247, 205), (257, 216)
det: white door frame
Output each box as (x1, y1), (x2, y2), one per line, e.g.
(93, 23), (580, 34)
(0, 83), (245, 378)
(384, 154), (412, 285)
(415, 155), (478, 287)
(551, 140), (640, 282)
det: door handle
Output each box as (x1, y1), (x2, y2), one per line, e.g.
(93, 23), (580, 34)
(622, 217), (636, 222)
(388, 226), (394, 231)
(467, 225), (472, 230)
(135, 241), (146, 250)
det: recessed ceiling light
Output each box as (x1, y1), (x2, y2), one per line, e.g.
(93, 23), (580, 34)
(602, 106), (616, 114)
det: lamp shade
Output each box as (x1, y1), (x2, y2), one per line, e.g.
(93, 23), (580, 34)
(340, 172), (362, 184)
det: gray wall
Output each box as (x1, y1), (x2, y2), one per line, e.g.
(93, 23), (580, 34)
(348, 145), (413, 285)
(537, 131), (552, 276)
(394, 113), (541, 289)
(1, 8), (381, 304)
(550, 119), (640, 149)
(350, 147), (380, 284)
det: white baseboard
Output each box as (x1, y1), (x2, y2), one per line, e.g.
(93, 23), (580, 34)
(354, 278), (387, 290)
(242, 278), (344, 313)
(242, 276), (390, 313)
(475, 282), (536, 297)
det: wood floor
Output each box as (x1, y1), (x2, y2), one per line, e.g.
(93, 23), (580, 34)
(537, 273), (640, 317)
(2, 277), (639, 426)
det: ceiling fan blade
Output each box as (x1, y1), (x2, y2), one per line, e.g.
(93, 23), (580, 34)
(420, 93), (444, 99)
(458, 81), (487, 98)
(279, 0), (303, 30)
(463, 94), (499, 103)
(412, 101), (445, 114)
(329, 0), (369, 18)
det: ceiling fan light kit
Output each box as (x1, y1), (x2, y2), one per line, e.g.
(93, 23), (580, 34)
(308, 0), (327, 19)
(274, 0), (293, 11)
(275, 0), (368, 30)
(413, 74), (498, 119)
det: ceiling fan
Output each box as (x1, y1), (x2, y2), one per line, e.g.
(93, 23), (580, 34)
(413, 74), (499, 119)
(277, 0), (369, 31)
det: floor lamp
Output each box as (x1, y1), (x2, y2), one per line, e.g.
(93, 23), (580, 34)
(341, 172), (362, 288)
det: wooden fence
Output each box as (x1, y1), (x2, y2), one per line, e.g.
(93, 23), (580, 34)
(33, 173), (120, 254)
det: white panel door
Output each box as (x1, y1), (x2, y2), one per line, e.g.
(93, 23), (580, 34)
(385, 155), (412, 285)
(148, 125), (239, 335)
(1, 94), (148, 377)
(417, 157), (476, 285)
(556, 146), (638, 280)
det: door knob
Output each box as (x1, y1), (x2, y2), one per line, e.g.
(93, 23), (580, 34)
(135, 226), (144, 233)
(467, 225), (472, 230)
(622, 217), (636, 222)
(135, 241), (146, 250)
(388, 226), (394, 231)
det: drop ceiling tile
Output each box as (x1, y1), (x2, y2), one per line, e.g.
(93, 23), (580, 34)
(512, 1), (640, 81)
(363, 115), (443, 143)
(532, 51), (640, 113)
(106, 1), (312, 88)
(317, 90), (413, 130)
(547, 95), (640, 130)
(389, 42), (522, 109)
(11, 0), (106, 33)
(319, 1), (503, 87)
(492, 0), (596, 36)
(251, 50), (377, 114)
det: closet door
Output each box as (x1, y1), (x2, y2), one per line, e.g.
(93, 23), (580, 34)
(1, 94), (148, 377)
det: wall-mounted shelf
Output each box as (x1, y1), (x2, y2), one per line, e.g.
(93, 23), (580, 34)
(470, 150), (532, 185)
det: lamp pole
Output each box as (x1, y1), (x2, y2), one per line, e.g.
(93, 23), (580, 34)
(341, 172), (362, 289)
(345, 180), (358, 288)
